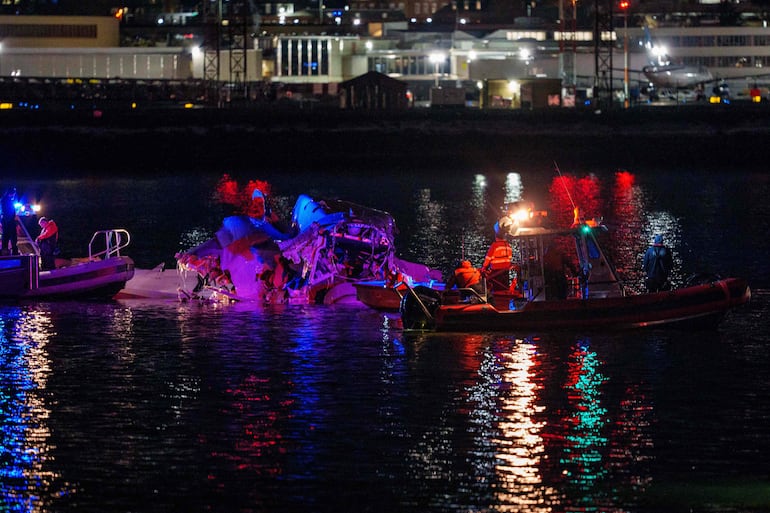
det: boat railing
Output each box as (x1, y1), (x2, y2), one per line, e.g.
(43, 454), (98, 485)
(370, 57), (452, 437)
(443, 287), (489, 304)
(89, 229), (131, 260)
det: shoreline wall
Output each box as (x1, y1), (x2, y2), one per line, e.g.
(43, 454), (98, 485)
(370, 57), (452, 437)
(3, 105), (769, 176)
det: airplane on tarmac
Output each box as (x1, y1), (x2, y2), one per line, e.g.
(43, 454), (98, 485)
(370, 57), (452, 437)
(639, 26), (714, 90)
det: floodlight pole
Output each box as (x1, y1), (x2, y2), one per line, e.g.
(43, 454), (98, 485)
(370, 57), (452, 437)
(623, 9), (629, 108)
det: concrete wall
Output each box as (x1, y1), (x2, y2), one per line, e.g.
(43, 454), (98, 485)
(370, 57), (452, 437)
(1, 48), (194, 80)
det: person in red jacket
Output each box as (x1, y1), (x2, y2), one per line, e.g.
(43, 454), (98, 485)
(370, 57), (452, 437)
(482, 235), (513, 292)
(446, 260), (484, 295)
(36, 217), (59, 270)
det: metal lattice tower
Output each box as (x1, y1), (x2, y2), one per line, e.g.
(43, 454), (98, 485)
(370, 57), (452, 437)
(593, 0), (614, 107)
(226, 0), (252, 96)
(202, 0), (222, 104)
(202, 0), (253, 105)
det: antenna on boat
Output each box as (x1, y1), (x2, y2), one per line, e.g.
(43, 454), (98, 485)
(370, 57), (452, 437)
(554, 161), (577, 212)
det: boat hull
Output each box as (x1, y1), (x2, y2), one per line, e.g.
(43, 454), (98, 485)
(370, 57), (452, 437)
(355, 280), (445, 311)
(423, 277), (751, 332)
(0, 254), (135, 300)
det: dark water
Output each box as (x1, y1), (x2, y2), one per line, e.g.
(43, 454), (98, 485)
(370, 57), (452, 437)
(2, 167), (769, 512)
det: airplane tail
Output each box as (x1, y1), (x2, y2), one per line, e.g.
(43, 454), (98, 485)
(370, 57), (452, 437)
(643, 25), (671, 66)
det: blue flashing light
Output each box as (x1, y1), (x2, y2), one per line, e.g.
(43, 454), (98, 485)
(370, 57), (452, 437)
(0, 258), (23, 270)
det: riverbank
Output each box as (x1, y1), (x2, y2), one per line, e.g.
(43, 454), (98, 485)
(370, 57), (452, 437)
(3, 103), (770, 176)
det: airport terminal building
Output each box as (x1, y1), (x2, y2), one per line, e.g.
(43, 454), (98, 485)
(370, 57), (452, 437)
(2, 12), (770, 106)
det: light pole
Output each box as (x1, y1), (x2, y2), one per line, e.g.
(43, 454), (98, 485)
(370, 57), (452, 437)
(429, 52), (444, 87)
(619, 0), (630, 108)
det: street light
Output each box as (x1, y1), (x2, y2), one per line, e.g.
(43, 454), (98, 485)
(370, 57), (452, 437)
(619, 0), (630, 108)
(429, 52), (445, 87)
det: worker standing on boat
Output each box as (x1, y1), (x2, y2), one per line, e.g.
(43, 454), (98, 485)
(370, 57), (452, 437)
(1, 187), (19, 255)
(482, 234), (513, 292)
(543, 244), (575, 300)
(446, 260), (485, 295)
(36, 217), (59, 270)
(643, 234), (673, 293)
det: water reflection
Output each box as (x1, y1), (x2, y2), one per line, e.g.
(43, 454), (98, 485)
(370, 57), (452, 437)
(560, 339), (610, 507)
(408, 188), (449, 272)
(448, 333), (660, 511)
(504, 173), (524, 205)
(490, 339), (556, 511)
(0, 306), (61, 512)
(607, 171), (647, 292)
(1, 170), (766, 512)
(408, 172), (528, 278)
(464, 174), (492, 264)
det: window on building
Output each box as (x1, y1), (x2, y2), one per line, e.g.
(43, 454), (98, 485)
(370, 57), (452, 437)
(0, 23), (98, 38)
(278, 38), (331, 77)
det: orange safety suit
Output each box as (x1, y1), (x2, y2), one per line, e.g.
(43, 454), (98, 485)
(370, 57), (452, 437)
(482, 239), (513, 272)
(37, 219), (58, 242)
(36, 218), (59, 271)
(447, 260), (482, 290)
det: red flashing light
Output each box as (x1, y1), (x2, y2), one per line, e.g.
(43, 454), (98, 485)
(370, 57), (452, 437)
(619, 0), (629, 9)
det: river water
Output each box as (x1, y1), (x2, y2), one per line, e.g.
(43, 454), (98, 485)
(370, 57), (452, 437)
(2, 166), (769, 512)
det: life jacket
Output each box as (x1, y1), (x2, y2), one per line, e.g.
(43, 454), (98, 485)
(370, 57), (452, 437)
(39, 220), (59, 242)
(454, 262), (481, 288)
(484, 240), (513, 271)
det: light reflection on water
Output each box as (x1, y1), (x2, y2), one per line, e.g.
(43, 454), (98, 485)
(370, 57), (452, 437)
(0, 298), (769, 512)
(489, 340), (555, 511)
(0, 308), (65, 512)
(2, 168), (769, 512)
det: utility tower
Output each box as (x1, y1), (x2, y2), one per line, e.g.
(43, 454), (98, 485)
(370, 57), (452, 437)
(593, 0), (614, 108)
(226, 0), (252, 99)
(202, 0), (222, 104)
(202, 0), (254, 105)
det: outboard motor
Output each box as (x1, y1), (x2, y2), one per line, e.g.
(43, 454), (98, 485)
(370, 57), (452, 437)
(399, 285), (442, 330)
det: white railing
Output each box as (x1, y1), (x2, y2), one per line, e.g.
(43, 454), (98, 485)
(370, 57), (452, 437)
(88, 229), (131, 260)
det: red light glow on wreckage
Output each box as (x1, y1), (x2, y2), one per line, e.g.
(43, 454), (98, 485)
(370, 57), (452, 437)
(215, 174), (272, 219)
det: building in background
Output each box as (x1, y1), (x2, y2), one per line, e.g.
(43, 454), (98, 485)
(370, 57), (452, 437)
(2, 0), (770, 107)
